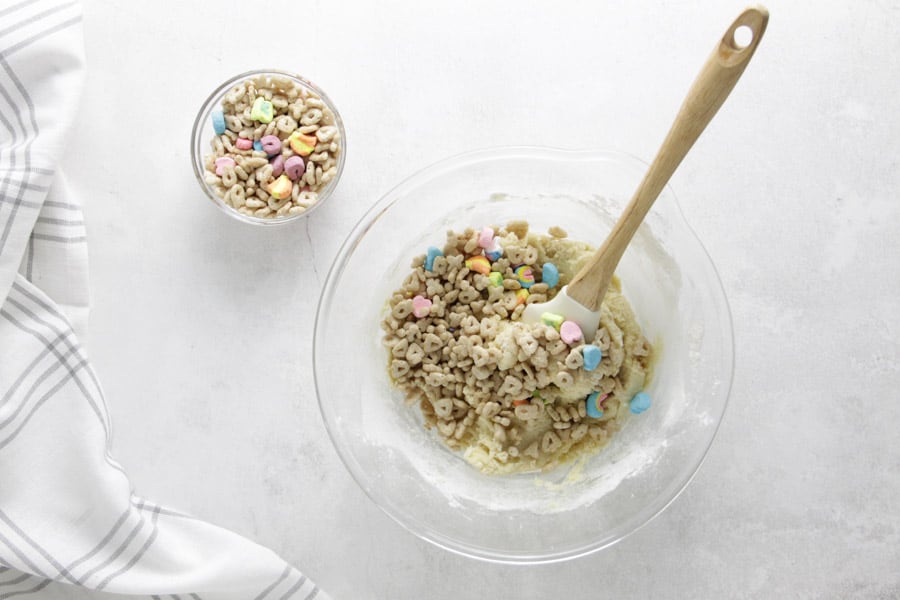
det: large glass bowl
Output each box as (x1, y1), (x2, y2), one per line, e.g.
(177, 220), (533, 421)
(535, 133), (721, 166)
(313, 147), (733, 563)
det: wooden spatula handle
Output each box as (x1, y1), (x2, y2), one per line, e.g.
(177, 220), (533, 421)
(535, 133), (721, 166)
(567, 6), (768, 310)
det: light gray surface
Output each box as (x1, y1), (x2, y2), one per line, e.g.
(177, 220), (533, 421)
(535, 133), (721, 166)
(64, 1), (899, 598)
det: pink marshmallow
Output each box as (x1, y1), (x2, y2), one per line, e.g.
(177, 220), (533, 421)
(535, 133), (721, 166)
(214, 156), (235, 176)
(478, 226), (494, 249)
(560, 320), (583, 345)
(235, 137), (253, 150)
(412, 295), (432, 318)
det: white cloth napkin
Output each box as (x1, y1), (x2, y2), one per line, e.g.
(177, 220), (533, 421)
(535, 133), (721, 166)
(0, 2), (328, 598)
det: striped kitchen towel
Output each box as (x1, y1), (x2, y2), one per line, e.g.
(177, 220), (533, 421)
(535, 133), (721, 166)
(0, 1), (328, 598)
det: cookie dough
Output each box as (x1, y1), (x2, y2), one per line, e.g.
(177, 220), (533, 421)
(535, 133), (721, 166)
(381, 222), (653, 474)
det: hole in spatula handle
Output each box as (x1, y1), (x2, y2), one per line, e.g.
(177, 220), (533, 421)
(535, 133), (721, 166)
(733, 25), (753, 49)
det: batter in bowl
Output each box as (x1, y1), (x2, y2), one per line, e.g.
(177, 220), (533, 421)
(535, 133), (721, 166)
(381, 221), (653, 474)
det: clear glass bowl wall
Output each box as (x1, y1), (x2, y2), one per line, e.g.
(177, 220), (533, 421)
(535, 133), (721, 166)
(314, 147), (733, 563)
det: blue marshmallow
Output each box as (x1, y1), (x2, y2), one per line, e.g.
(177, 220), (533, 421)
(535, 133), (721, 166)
(211, 109), (226, 135)
(485, 239), (503, 261)
(629, 392), (651, 415)
(582, 345), (602, 371)
(585, 391), (604, 419)
(425, 246), (443, 272)
(541, 262), (560, 288)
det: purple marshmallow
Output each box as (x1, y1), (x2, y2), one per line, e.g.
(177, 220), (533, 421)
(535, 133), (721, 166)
(260, 134), (282, 156)
(270, 154), (285, 177)
(284, 156), (305, 181)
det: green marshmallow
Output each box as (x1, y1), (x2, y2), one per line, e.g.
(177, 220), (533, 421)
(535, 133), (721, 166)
(250, 96), (274, 123)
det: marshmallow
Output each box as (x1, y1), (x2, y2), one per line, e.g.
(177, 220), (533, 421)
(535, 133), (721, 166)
(284, 156), (305, 181)
(250, 96), (274, 123)
(629, 392), (651, 415)
(270, 154), (285, 177)
(214, 156), (235, 176)
(582, 345), (602, 371)
(465, 255), (491, 275)
(289, 131), (317, 156)
(211, 109), (226, 135)
(541, 262), (560, 288)
(478, 227), (494, 249)
(485, 239), (503, 261)
(560, 321), (583, 345)
(412, 295), (432, 318)
(267, 174), (292, 200)
(540, 312), (564, 330)
(260, 134), (282, 155)
(235, 137), (253, 150)
(425, 246), (442, 272)
(514, 265), (535, 288)
(585, 392), (607, 419)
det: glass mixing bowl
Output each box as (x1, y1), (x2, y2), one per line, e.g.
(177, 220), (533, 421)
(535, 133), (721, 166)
(190, 69), (346, 225)
(314, 147), (733, 563)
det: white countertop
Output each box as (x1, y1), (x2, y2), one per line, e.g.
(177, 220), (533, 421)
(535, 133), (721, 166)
(64, 1), (900, 598)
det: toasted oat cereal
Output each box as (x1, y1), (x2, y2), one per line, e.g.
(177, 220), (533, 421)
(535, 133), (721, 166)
(381, 223), (654, 474)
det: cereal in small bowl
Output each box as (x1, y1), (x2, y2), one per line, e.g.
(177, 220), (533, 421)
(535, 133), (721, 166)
(191, 70), (346, 224)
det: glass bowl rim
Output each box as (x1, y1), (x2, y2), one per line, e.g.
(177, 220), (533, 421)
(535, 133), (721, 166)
(313, 145), (735, 564)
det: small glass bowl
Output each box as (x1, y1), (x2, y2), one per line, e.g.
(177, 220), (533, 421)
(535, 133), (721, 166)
(190, 69), (346, 225)
(314, 147), (734, 564)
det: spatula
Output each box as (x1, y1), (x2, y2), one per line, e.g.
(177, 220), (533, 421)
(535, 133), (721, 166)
(522, 6), (768, 341)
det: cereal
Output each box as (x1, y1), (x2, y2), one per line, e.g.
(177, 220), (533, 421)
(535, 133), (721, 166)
(203, 73), (342, 219)
(381, 223), (654, 474)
